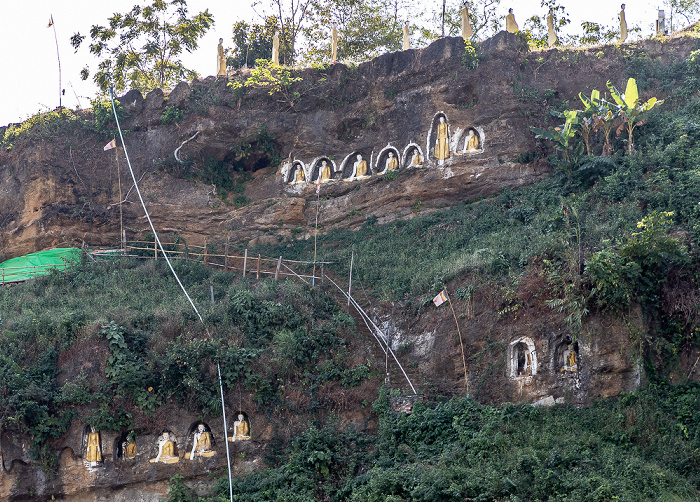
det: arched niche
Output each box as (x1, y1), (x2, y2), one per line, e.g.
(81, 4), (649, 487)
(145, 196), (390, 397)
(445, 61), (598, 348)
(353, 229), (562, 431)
(401, 143), (424, 169)
(339, 151), (371, 180)
(426, 111), (451, 166)
(456, 126), (484, 154)
(149, 430), (179, 464)
(310, 156), (337, 183)
(185, 422), (217, 459)
(229, 411), (251, 442)
(287, 160), (307, 184)
(508, 336), (537, 378)
(82, 425), (104, 466)
(556, 337), (579, 374)
(114, 431), (137, 461)
(375, 144), (401, 174)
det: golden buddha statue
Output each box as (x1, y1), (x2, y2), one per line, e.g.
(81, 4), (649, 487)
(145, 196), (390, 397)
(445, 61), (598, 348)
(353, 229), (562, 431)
(217, 38), (227, 76)
(619, 4), (627, 43)
(186, 424), (217, 459)
(150, 432), (179, 463)
(561, 345), (578, 373)
(385, 152), (399, 172)
(229, 414), (251, 441)
(506, 8), (519, 33)
(320, 160), (332, 182)
(291, 165), (305, 184)
(434, 117), (450, 165)
(124, 440), (137, 460)
(462, 5), (473, 39)
(547, 10), (557, 48)
(332, 25), (338, 62)
(354, 154), (369, 179)
(85, 428), (102, 465)
(410, 149), (423, 167)
(272, 31), (280, 65)
(464, 130), (480, 152)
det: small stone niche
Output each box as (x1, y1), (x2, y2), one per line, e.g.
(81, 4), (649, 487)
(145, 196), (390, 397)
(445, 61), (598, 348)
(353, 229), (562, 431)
(508, 336), (537, 378)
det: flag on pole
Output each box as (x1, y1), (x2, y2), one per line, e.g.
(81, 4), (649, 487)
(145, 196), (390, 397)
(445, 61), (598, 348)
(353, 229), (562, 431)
(47, 15), (54, 28)
(103, 139), (117, 151)
(433, 289), (448, 307)
(315, 179), (321, 194)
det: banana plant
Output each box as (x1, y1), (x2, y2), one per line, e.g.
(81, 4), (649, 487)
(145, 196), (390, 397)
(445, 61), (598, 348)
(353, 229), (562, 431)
(531, 109), (583, 164)
(576, 90), (603, 155)
(579, 89), (619, 156)
(606, 78), (664, 154)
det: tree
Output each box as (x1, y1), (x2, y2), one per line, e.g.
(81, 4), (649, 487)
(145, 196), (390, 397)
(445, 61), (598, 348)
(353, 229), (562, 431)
(70, 0), (214, 94)
(253, 0), (314, 65)
(300, 0), (404, 64)
(664, 0), (700, 27)
(437, 0), (502, 41)
(229, 18), (293, 69)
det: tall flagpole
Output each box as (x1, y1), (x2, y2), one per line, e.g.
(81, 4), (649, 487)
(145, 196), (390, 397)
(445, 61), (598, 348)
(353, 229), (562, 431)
(49, 15), (62, 109)
(445, 289), (469, 395)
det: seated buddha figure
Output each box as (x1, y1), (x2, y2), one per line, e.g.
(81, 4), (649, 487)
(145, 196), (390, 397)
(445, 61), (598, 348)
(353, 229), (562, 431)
(562, 344), (578, 373)
(186, 424), (217, 459)
(353, 154), (369, 180)
(463, 130), (480, 152)
(229, 414), (251, 441)
(123, 436), (137, 460)
(150, 431), (179, 463)
(319, 160), (333, 183)
(383, 151), (398, 173)
(291, 165), (305, 184)
(410, 149), (423, 167)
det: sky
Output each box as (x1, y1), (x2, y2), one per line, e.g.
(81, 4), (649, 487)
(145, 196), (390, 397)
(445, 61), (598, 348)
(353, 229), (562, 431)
(0, 0), (687, 128)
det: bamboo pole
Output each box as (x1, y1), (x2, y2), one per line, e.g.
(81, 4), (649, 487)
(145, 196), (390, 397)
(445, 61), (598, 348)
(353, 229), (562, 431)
(116, 148), (124, 251)
(224, 237), (229, 270)
(275, 256), (282, 280)
(348, 250), (354, 307)
(243, 249), (248, 277)
(203, 239), (208, 266)
(257, 254), (261, 279)
(446, 289), (469, 395)
(154, 237), (158, 260)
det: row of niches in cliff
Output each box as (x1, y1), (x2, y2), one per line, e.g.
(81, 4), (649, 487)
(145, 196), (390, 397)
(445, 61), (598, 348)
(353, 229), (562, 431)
(82, 413), (250, 468)
(283, 113), (484, 185)
(507, 336), (578, 380)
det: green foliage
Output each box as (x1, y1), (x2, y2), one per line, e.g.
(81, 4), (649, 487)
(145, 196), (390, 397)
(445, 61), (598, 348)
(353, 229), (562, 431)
(229, 59), (303, 109)
(607, 78), (664, 154)
(161, 105), (185, 124)
(212, 385), (700, 501)
(0, 108), (82, 150)
(383, 170), (399, 181)
(70, 0), (214, 94)
(91, 97), (127, 136)
(588, 211), (687, 313)
(0, 258), (364, 457)
(229, 18), (293, 69)
(300, 0), (404, 65)
(461, 40), (481, 70)
(531, 109), (582, 164)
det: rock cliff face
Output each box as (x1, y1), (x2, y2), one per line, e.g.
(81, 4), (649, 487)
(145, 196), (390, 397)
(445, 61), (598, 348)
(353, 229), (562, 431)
(2, 31), (698, 501)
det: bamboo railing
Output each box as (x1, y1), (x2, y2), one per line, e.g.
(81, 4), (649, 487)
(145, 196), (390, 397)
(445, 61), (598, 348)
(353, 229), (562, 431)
(122, 238), (331, 283)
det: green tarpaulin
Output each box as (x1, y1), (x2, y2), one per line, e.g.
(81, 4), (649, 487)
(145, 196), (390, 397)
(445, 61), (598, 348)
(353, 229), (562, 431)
(0, 248), (81, 284)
